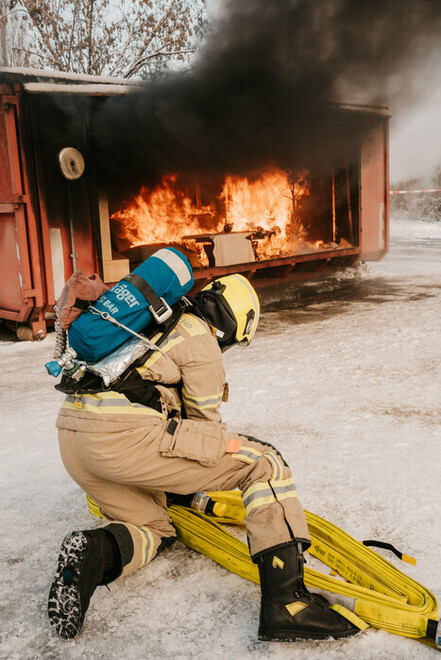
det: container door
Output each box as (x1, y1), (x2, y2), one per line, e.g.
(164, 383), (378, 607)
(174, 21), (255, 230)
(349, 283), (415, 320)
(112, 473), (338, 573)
(0, 89), (43, 326)
(360, 118), (390, 260)
(28, 93), (99, 288)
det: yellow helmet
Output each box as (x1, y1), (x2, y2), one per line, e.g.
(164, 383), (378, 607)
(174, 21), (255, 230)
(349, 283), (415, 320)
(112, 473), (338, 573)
(196, 274), (260, 351)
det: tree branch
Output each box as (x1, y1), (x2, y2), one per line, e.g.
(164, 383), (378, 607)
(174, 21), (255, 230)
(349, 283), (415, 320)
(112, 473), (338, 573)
(124, 47), (196, 79)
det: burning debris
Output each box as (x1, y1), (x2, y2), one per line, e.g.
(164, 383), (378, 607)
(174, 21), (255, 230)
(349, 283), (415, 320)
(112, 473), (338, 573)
(110, 167), (355, 268)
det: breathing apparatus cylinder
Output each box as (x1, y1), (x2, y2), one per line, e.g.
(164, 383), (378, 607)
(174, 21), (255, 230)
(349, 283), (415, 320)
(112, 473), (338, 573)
(67, 248), (194, 363)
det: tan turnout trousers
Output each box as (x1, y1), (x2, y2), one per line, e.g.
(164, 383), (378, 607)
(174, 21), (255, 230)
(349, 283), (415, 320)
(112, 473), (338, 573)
(57, 312), (310, 577)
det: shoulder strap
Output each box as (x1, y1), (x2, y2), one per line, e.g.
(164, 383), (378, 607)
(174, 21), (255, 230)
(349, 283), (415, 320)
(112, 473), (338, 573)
(123, 272), (172, 323)
(107, 298), (188, 390)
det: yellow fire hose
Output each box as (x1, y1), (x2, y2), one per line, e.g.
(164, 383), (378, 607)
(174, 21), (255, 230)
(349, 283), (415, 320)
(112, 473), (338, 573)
(86, 491), (440, 649)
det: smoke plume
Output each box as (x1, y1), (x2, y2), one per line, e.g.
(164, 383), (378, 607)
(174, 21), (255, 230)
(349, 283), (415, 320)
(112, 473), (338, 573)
(92, 0), (441, 196)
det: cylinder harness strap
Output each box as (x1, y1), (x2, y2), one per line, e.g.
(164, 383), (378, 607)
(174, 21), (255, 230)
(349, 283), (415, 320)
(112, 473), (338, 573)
(123, 272), (173, 323)
(86, 491), (440, 649)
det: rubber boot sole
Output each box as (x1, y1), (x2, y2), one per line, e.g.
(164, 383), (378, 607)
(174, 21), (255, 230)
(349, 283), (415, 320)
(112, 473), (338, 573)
(48, 531), (88, 639)
(258, 625), (360, 642)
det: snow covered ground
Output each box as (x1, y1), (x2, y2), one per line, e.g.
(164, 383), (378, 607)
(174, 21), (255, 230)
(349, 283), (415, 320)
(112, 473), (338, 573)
(1, 216), (440, 659)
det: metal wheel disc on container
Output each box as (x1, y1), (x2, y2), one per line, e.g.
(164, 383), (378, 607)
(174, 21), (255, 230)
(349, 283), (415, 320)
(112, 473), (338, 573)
(57, 147), (85, 180)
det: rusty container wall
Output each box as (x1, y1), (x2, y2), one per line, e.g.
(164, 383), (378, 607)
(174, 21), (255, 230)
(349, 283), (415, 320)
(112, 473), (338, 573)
(0, 71), (107, 338)
(0, 82), (49, 338)
(359, 115), (389, 260)
(26, 91), (100, 293)
(0, 69), (390, 338)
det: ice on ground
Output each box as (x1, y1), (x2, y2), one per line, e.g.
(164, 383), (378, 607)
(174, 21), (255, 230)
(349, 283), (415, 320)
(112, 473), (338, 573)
(0, 217), (440, 659)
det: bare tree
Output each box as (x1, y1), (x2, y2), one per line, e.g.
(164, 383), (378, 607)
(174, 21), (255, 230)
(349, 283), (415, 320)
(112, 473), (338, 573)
(0, 1), (31, 67)
(0, 0), (207, 78)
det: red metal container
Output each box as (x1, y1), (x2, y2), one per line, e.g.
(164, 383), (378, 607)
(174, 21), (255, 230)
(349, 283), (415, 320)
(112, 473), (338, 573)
(0, 68), (389, 339)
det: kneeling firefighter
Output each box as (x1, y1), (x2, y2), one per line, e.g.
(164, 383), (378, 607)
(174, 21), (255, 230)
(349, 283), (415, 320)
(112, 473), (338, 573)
(49, 272), (359, 642)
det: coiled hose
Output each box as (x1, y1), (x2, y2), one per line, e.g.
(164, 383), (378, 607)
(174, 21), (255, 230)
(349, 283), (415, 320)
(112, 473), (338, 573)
(86, 491), (439, 648)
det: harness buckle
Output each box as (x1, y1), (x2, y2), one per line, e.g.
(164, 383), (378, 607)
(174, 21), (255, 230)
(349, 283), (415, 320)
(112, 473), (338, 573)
(149, 298), (173, 323)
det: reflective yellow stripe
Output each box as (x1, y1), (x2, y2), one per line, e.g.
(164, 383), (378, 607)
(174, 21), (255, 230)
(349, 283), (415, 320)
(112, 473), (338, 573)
(62, 401), (164, 417)
(127, 524), (155, 566)
(232, 446), (263, 462)
(262, 452), (281, 479)
(276, 489), (298, 501)
(232, 453), (254, 464)
(242, 481), (270, 500)
(137, 353), (161, 371)
(62, 392), (165, 418)
(181, 387), (223, 404)
(182, 386), (223, 410)
(245, 494), (275, 515)
(140, 526), (155, 565)
(232, 446), (284, 481)
(137, 330), (185, 372)
(272, 477), (295, 488)
(79, 391), (131, 399)
(271, 477), (298, 501)
(243, 481), (277, 515)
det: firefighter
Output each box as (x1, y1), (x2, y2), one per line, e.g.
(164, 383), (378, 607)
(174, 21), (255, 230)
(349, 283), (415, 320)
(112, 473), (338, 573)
(48, 274), (359, 642)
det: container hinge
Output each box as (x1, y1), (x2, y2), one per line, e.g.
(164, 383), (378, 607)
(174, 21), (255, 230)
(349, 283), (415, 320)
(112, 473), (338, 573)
(22, 285), (37, 299)
(2, 94), (17, 108)
(13, 193), (28, 206)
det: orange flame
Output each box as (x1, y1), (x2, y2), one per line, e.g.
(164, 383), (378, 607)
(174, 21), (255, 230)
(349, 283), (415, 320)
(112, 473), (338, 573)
(111, 168), (331, 263)
(219, 169), (310, 259)
(111, 175), (223, 246)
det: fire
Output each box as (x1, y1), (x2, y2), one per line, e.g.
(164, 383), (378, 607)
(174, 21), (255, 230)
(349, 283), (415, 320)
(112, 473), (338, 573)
(220, 169), (310, 259)
(111, 174), (223, 247)
(111, 167), (340, 263)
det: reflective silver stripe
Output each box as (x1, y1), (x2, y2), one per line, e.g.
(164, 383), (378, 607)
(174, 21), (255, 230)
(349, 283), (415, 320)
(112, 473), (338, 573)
(234, 446), (284, 477)
(65, 394), (146, 409)
(182, 388), (223, 410)
(272, 482), (296, 496)
(164, 331), (180, 344)
(135, 525), (154, 566)
(263, 452), (283, 480)
(234, 447), (262, 462)
(242, 481), (276, 515)
(242, 484), (274, 510)
(151, 249), (192, 286)
(234, 443), (287, 483)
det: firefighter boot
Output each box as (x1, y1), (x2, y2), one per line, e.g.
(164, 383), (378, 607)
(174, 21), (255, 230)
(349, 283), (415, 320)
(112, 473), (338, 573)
(48, 528), (122, 639)
(257, 543), (360, 641)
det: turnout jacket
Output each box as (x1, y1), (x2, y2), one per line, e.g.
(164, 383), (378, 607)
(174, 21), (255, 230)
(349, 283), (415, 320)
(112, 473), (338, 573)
(56, 312), (226, 434)
(56, 310), (312, 566)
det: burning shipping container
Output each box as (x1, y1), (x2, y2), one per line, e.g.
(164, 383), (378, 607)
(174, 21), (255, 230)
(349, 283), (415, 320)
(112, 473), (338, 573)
(0, 68), (389, 339)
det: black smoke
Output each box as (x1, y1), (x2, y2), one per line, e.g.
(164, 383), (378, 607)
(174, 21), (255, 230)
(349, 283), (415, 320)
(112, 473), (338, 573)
(91, 0), (441, 198)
